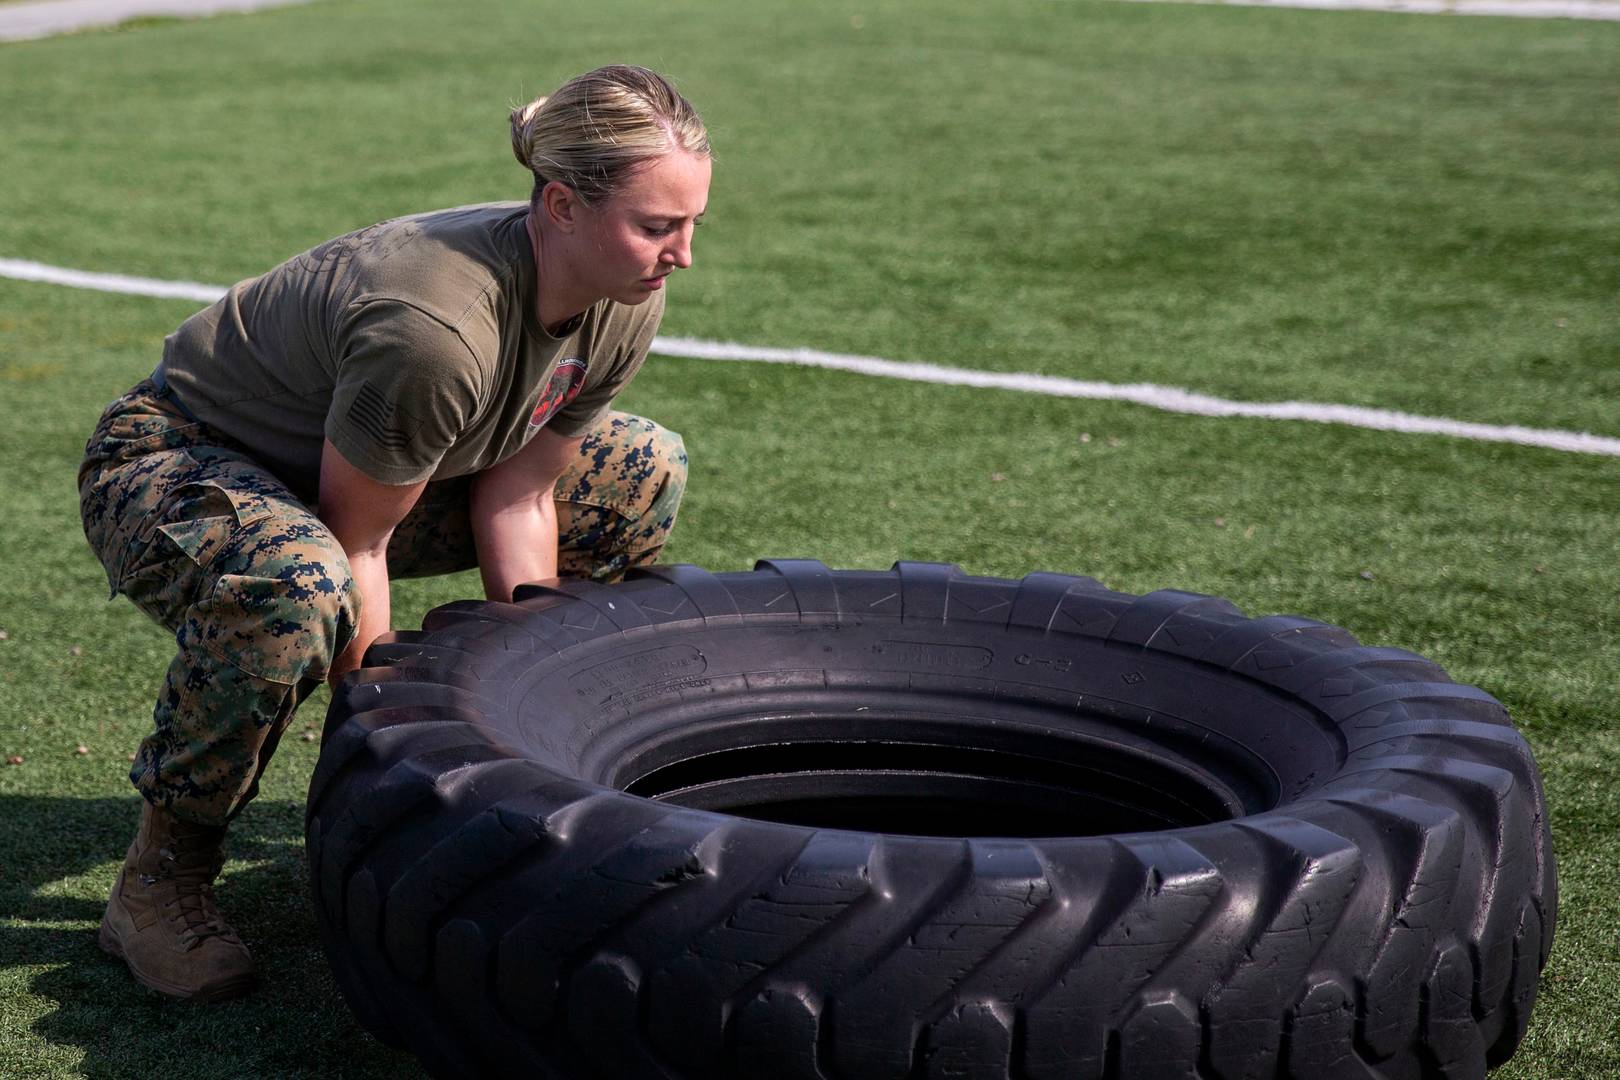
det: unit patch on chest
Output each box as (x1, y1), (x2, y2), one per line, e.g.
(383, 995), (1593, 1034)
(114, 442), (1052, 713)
(528, 358), (588, 430)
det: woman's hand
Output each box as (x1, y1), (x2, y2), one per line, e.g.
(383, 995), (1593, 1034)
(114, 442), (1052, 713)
(318, 438), (429, 684)
(470, 427), (584, 602)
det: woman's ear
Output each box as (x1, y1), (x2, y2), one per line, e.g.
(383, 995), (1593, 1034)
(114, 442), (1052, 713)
(539, 180), (581, 233)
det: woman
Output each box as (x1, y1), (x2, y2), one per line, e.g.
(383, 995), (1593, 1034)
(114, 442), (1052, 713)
(77, 65), (710, 1002)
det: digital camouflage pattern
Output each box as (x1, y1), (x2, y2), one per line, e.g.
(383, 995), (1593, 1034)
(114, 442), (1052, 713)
(386, 412), (688, 583)
(80, 380), (686, 826)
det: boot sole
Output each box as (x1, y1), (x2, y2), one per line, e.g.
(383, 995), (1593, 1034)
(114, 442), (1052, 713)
(98, 918), (257, 1003)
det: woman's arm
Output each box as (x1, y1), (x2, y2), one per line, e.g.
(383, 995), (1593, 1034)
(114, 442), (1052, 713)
(470, 426), (584, 602)
(318, 437), (429, 685)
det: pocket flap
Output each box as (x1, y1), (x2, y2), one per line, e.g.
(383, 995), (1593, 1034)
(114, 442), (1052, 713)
(156, 514), (238, 566)
(151, 478), (271, 566)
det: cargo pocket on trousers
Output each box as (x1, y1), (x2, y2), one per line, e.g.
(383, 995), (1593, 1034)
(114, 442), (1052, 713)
(118, 481), (272, 629)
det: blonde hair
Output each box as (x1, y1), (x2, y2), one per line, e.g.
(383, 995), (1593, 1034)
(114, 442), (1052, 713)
(510, 65), (710, 207)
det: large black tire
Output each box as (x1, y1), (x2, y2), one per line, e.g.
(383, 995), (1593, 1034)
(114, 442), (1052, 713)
(307, 561), (1555, 1080)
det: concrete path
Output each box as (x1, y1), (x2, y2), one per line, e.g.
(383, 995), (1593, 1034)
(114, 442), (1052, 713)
(2, 0), (1614, 40)
(0, 0), (313, 43)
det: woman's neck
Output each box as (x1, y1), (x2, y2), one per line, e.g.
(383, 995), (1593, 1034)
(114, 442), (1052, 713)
(527, 212), (590, 335)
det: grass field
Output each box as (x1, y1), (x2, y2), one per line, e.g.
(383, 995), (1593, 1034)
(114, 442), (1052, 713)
(1, 0), (1617, 1076)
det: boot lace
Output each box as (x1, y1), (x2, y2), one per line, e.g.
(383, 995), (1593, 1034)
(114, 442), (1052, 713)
(156, 827), (241, 950)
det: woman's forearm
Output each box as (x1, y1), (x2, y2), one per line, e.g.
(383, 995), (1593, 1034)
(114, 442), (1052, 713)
(472, 497), (559, 603)
(316, 437), (429, 686)
(467, 427), (580, 602)
(328, 548), (391, 685)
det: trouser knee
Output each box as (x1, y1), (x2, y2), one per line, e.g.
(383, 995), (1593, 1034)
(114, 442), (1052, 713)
(557, 413), (688, 582)
(642, 424), (688, 526)
(184, 552), (361, 686)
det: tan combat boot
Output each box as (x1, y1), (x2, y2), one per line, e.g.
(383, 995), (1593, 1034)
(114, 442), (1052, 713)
(98, 801), (256, 1001)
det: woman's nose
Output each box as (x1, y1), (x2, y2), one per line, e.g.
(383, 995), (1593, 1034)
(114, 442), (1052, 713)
(663, 228), (694, 269)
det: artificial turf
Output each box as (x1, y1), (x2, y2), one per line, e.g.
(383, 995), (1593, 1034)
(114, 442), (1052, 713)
(1, 1), (1616, 1076)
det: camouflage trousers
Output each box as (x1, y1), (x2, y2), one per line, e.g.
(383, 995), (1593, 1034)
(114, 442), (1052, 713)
(79, 379), (687, 827)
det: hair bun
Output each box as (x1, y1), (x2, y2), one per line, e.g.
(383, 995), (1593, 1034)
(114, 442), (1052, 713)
(509, 96), (549, 167)
(509, 67), (709, 204)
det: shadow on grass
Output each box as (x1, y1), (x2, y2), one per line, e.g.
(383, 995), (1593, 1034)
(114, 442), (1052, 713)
(0, 794), (423, 1079)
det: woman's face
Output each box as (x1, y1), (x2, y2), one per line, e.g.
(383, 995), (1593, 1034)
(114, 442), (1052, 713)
(572, 149), (712, 307)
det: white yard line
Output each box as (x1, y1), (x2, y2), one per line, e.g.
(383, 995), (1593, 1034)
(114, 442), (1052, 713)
(0, 257), (226, 302)
(1111, 0), (1620, 18)
(0, 0), (314, 43)
(650, 338), (1620, 456)
(4, 256), (1617, 457)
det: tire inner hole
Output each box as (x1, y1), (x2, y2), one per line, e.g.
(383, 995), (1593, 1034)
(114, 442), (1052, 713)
(623, 739), (1243, 838)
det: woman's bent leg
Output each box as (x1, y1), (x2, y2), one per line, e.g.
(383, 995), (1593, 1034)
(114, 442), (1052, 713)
(85, 439), (359, 826)
(80, 388), (358, 1000)
(387, 412), (688, 587)
(554, 412), (688, 583)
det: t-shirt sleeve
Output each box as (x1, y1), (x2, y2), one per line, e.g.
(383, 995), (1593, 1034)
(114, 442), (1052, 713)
(325, 300), (484, 485)
(545, 291), (664, 438)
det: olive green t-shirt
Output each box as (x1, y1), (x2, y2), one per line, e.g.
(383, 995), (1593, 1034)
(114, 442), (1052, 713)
(159, 202), (662, 500)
